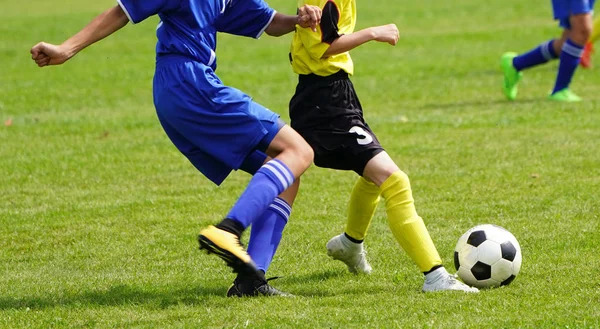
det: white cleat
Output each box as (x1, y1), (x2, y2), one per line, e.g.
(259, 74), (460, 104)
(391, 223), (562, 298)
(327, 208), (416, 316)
(422, 273), (479, 293)
(326, 234), (372, 274)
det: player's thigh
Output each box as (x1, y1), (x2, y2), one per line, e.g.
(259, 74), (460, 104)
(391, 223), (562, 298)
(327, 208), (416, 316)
(296, 117), (385, 175)
(290, 78), (383, 175)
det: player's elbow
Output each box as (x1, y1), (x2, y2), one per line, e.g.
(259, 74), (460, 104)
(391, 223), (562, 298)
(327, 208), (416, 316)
(265, 29), (284, 37)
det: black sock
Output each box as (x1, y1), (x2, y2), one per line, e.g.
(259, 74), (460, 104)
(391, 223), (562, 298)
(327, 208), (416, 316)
(423, 265), (444, 275)
(215, 218), (244, 238)
(344, 232), (363, 244)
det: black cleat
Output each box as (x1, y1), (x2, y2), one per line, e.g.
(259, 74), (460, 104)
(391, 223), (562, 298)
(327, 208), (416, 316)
(226, 274), (292, 297)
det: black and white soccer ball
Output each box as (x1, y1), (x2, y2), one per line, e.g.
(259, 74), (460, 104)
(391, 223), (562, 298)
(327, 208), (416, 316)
(454, 224), (522, 289)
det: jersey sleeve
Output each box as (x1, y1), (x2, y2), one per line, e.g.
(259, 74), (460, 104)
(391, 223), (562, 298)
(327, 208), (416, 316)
(297, 0), (341, 60)
(215, 0), (276, 38)
(116, 0), (181, 24)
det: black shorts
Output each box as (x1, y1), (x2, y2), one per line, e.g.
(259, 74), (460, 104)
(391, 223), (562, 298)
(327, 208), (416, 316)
(289, 70), (384, 175)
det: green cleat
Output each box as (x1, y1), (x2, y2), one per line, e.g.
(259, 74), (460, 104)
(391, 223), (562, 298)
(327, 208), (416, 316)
(549, 88), (582, 102)
(501, 52), (522, 100)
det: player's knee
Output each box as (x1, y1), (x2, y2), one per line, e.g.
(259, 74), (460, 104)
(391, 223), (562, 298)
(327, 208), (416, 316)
(363, 152), (401, 185)
(393, 170), (410, 186)
(570, 20), (593, 44)
(572, 29), (591, 44)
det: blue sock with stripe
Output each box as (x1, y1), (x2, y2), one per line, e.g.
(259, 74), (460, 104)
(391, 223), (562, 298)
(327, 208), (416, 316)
(227, 159), (294, 229)
(552, 39), (584, 94)
(247, 197), (291, 273)
(513, 40), (558, 71)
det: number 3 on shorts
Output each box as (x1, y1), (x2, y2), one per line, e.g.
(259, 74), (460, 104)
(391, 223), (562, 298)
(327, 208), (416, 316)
(349, 126), (373, 145)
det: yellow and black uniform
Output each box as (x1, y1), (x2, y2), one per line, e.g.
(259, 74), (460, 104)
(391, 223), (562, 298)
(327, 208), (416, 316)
(289, 0), (383, 174)
(290, 0), (444, 274)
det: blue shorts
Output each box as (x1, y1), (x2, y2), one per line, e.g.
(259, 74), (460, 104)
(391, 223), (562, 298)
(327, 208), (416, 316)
(153, 55), (283, 185)
(553, 0), (595, 28)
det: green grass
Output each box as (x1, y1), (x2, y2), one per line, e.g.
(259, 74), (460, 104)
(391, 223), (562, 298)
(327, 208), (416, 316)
(2, 0), (600, 327)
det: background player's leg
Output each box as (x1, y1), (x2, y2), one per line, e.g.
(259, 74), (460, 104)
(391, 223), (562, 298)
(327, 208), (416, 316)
(501, 38), (559, 100)
(550, 13), (592, 100)
(581, 16), (600, 68)
(590, 16), (600, 43)
(580, 16), (600, 68)
(511, 40), (559, 72)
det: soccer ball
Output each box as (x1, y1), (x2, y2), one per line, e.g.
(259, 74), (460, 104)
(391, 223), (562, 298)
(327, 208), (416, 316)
(453, 224), (522, 289)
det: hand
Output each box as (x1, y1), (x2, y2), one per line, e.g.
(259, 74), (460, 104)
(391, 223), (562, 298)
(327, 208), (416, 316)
(30, 42), (72, 67)
(372, 24), (399, 46)
(297, 5), (321, 32)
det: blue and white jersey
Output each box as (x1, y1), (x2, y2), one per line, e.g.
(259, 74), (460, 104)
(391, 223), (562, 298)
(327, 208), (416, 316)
(117, 0), (276, 70)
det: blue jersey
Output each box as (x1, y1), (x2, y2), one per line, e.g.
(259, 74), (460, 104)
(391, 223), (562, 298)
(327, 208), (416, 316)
(117, 0), (275, 70)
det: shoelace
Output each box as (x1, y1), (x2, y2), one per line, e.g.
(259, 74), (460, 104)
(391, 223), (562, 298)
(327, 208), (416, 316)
(446, 274), (459, 284)
(353, 250), (368, 265)
(257, 277), (292, 296)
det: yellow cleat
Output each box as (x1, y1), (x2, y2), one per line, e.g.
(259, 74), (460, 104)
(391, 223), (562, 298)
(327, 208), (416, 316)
(198, 225), (258, 275)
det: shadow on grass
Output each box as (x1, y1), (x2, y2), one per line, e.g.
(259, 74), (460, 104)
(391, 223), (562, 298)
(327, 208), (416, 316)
(0, 284), (226, 310)
(278, 269), (345, 285)
(0, 271), (395, 308)
(277, 270), (390, 297)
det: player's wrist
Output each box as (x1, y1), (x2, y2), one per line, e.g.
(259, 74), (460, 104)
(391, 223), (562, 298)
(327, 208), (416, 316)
(60, 42), (80, 59)
(363, 27), (378, 42)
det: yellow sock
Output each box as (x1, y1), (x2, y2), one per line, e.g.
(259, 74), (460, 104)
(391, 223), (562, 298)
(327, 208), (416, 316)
(345, 177), (381, 241)
(591, 17), (600, 43)
(380, 171), (442, 272)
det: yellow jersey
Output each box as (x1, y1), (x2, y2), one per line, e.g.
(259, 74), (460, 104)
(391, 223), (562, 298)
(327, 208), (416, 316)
(290, 0), (356, 76)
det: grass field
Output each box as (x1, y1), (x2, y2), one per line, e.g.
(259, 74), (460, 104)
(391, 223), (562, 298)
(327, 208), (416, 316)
(2, 0), (600, 327)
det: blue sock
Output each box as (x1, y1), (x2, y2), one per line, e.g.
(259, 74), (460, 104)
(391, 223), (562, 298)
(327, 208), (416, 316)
(247, 198), (291, 273)
(552, 39), (584, 94)
(227, 159), (294, 229)
(513, 40), (558, 71)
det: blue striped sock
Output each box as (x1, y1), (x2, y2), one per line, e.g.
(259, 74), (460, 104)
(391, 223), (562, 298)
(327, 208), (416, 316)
(247, 198), (291, 273)
(552, 39), (584, 94)
(513, 40), (558, 71)
(227, 159), (294, 229)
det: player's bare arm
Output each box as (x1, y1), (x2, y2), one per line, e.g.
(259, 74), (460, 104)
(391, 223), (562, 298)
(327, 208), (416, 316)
(265, 5), (321, 37)
(323, 24), (400, 58)
(322, 24), (399, 58)
(31, 5), (129, 67)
